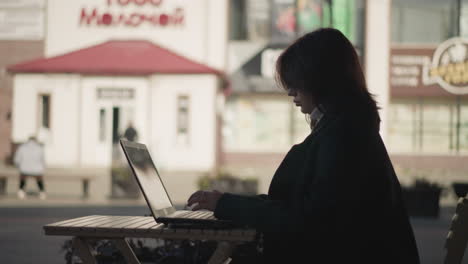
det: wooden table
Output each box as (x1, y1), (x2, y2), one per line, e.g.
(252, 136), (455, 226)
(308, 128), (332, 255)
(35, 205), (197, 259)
(44, 215), (257, 264)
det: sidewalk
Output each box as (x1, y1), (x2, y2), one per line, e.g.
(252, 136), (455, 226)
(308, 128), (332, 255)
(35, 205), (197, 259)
(0, 193), (147, 207)
(0, 164), (204, 206)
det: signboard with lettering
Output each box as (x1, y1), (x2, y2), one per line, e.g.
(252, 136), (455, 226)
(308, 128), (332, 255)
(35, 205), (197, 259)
(0, 0), (44, 40)
(97, 88), (135, 100)
(390, 38), (468, 97)
(0, 0), (44, 8)
(80, 0), (184, 28)
(422, 38), (468, 95)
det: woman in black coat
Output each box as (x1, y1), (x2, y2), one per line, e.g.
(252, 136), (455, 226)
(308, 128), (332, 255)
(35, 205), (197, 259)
(188, 28), (420, 264)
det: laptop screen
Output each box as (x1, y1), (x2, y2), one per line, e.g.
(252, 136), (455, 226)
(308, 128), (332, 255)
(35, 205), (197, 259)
(120, 140), (174, 217)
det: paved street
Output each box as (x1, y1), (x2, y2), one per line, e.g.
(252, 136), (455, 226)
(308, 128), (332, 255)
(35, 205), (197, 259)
(0, 203), (467, 263)
(0, 205), (148, 264)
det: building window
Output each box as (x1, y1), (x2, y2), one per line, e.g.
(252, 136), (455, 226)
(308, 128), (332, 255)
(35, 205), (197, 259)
(99, 108), (106, 142)
(177, 95), (190, 143)
(388, 100), (420, 153)
(421, 101), (451, 153)
(462, 0), (468, 37)
(388, 98), (461, 154)
(38, 94), (51, 129)
(246, 0), (271, 40)
(455, 99), (468, 154)
(391, 0), (459, 44)
(229, 0), (247, 40)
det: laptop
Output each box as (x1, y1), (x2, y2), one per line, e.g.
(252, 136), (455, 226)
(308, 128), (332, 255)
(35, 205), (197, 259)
(119, 139), (241, 229)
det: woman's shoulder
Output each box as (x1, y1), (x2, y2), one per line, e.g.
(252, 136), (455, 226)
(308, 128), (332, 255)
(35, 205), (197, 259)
(310, 111), (378, 145)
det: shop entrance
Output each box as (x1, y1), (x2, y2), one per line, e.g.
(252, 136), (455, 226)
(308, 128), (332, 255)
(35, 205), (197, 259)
(109, 105), (140, 198)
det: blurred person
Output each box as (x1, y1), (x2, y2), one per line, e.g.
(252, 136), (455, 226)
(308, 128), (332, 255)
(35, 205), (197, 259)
(123, 121), (138, 142)
(14, 136), (46, 200)
(188, 28), (420, 263)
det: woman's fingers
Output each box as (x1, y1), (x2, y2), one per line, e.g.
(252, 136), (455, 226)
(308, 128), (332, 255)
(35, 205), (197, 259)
(191, 202), (204, 211)
(187, 190), (223, 211)
(187, 190), (204, 206)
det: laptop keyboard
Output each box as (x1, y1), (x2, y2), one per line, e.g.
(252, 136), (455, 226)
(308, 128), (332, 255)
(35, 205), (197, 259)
(171, 210), (216, 220)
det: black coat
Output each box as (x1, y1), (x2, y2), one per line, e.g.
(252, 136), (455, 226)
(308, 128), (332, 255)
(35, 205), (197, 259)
(214, 111), (420, 263)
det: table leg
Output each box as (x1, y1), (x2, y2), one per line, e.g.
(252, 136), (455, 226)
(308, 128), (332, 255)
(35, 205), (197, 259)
(207, 241), (237, 264)
(72, 237), (97, 264)
(112, 238), (141, 264)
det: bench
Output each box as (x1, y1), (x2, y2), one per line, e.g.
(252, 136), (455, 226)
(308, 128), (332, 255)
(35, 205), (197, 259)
(0, 166), (97, 198)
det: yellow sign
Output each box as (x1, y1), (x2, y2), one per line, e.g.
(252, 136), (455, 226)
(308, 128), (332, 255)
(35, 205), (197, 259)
(423, 38), (468, 94)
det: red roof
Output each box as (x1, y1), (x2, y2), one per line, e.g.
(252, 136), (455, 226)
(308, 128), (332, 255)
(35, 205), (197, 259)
(8, 40), (222, 76)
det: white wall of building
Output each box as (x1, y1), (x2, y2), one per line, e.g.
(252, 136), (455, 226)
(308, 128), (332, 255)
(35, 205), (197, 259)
(205, 0), (228, 70)
(12, 74), (81, 167)
(46, 0), (228, 70)
(12, 73), (219, 172)
(149, 74), (217, 172)
(365, 0), (391, 141)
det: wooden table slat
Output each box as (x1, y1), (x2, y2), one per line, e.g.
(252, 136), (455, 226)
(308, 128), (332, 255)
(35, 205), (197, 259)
(118, 217), (155, 230)
(134, 222), (162, 233)
(100, 216), (148, 229)
(83, 216), (136, 231)
(151, 226), (172, 236)
(73, 216), (130, 229)
(46, 215), (101, 227)
(60, 215), (116, 228)
(61, 216), (132, 234)
(45, 215), (110, 232)
(94, 217), (152, 234)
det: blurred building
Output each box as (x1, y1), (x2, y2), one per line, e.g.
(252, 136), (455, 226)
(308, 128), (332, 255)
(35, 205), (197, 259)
(388, 0), (468, 185)
(221, 0), (370, 190)
(0, 0), (45, 164)
(3, 0), (467, 200)
(2, 0), (228, 201)
(222, 0), (468, 190)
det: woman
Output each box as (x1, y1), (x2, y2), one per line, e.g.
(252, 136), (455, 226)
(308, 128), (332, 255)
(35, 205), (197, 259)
(188, 28), (420, 263)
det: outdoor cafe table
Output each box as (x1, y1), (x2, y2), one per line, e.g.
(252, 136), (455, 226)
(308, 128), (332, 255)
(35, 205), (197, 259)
(43, 215), (257, 264)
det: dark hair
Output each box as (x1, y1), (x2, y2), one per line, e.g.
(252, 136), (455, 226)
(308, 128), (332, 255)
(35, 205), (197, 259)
(276, 28), (380, 131)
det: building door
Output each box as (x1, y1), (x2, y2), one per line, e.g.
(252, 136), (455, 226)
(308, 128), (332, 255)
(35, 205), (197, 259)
(110, 105), (139, 198)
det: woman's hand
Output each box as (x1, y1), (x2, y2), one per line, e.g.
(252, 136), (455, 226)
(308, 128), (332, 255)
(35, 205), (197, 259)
(187, 190), (223, 211)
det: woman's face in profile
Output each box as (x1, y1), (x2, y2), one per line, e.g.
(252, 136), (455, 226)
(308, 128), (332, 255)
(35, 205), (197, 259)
(287, 88), (315, 114)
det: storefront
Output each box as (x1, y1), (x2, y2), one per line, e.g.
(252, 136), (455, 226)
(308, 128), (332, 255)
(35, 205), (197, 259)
(9, 40), (224, 171)
(388, 0), (468, 186)
(5, 0), (229, 201)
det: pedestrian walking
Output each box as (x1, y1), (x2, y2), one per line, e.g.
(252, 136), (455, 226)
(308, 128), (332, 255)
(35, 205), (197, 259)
(14, 136), (46, 200)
